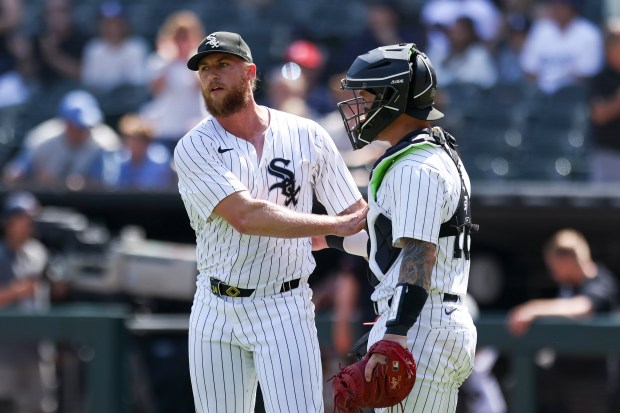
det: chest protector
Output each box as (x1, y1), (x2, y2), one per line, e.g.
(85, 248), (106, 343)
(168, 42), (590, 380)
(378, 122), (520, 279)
(368, 127), (478, 285)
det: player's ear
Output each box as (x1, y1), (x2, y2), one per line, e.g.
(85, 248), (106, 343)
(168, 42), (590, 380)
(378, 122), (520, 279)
(246, 64), (257, 80)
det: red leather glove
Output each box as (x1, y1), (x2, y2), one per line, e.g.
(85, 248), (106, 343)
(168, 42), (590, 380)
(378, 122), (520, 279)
(331, 339), (416, 413)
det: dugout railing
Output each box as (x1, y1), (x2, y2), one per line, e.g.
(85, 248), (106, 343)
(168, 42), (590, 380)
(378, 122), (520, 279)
(0, 304), (130, 413)
(474, 312), (620, 413)
(2, 306), (620, 413)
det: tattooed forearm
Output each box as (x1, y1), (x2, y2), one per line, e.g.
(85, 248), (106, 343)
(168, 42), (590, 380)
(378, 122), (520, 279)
(399, 238), (436, 290)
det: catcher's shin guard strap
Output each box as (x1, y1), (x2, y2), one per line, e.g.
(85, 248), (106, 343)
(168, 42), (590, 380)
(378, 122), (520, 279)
(385, 283), (428, 336)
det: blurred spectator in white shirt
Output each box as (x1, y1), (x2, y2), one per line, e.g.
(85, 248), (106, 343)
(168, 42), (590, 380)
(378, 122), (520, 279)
(520, 0), (603, 94)
(429, 16), (498, 89)
(421, 0), (502, 60)
(140, 10), (206, 154)
(81, 1), (149, 93)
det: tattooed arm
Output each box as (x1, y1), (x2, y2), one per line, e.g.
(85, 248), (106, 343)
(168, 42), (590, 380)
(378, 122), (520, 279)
(398, 238), (437, 289)
(384, 237), (436, 345)
(364, 238), (437, 381)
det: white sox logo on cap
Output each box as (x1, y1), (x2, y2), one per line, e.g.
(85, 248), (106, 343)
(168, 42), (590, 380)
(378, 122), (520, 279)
(205, 34), (219, 48)
(187, 31), (253, 71)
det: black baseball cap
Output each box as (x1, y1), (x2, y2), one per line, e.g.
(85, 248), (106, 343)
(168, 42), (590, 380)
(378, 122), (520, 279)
(187, 31), (253, 71)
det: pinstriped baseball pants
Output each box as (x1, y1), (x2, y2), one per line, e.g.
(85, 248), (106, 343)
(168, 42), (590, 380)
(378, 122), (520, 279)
(188, 283), (324, 413)
(369, 292), (477, 413)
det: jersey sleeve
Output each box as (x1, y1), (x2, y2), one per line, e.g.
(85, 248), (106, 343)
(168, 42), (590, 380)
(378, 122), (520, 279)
(573, 25), (603, 77)
(579, 268), (618, 313)
(390, 161), (447, 247)
(519, 22), (543, 75)
(313, 124), (362, 215)
(174, 134), (247, 221)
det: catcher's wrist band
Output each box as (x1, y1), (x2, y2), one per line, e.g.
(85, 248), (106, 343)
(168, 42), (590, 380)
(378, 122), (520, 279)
(325, 235), (345, 251)
(343, 230), (369, 257)
(326, 231), (369, 257)
(385, 283), (429, 336)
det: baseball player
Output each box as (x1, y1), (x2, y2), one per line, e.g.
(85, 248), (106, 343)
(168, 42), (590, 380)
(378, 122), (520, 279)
(174, 31), (367, 413)
(324, 43), (478, 412)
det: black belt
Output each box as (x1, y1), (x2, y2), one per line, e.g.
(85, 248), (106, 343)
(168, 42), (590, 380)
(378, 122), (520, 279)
(373, 293), (460, 315)
(443, 293), (459, 302)
(210, 277), (301, 298)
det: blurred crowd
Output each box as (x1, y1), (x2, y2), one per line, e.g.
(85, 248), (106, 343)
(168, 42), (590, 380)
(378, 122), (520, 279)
(0, 0), (620, 412)
(0, 0), (618, 190)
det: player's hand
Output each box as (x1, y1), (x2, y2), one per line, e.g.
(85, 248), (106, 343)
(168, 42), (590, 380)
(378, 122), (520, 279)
(507, 304), (536, 336)
(11, 278), (38, 300)
(311, 235), (327, 251)
(364, 334), (407, 382)
(335, 206), (368, 237)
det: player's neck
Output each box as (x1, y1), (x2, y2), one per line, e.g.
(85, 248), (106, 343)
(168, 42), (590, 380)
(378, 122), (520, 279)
(216, 102), (270, 159)
(216, 102), (270, 142)
(379, 115), (431, 146)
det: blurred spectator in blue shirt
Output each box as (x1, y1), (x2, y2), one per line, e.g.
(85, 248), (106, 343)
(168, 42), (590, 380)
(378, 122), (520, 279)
(3, 90), (120, 189)
(0, 191), (47, 309)
(81, 1), (149, 93)
(495, 13), (531, 85)
(0, 191), (48, 413)
(104, 113), (173, 190)
(589, 19), (620, 182)
(520, 0), (603, 94)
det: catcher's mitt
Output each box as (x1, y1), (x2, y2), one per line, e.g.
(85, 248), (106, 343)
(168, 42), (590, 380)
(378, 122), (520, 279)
(331, 339), (416, 413)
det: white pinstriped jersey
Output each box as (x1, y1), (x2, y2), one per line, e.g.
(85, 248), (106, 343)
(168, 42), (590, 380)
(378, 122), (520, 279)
(367, 141), (471, 304)
(174, 108), (362, 290)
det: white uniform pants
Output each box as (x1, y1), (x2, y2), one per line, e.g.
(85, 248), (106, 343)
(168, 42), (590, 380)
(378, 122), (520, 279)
(369, 292), (477, 413)
(188, 282), (324, 413)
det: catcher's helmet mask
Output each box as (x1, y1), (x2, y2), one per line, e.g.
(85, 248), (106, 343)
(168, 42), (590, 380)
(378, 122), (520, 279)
(338, 43), (443, 149)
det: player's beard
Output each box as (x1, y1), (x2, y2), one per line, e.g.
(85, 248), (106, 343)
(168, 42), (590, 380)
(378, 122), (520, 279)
(203, 73), (252, 117)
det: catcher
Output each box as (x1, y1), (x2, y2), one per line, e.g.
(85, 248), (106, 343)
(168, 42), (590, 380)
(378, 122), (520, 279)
(319, 43), (478, 412)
